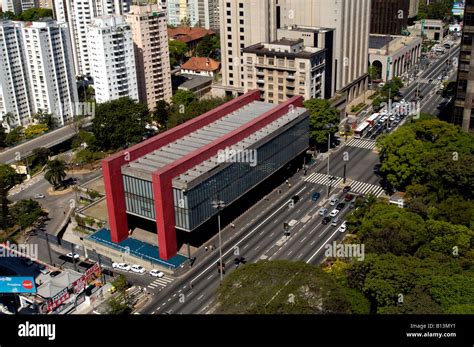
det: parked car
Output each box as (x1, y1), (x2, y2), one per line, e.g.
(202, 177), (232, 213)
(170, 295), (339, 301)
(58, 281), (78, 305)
(329, 209), (340, 217)
(149, 269), (165, 278)
(311, 192), (321, 201)
(66, 252), (80, 260)
(336, 202), (346, 210)
(318, 207), (328, 216)
(34, 194), (45, 199)
(112, 262), (131, 271)
(345, 194), (355, 202)
(322, 216), (331, 225)
(50, 271), (61, 278)
(130, 265), (146, 274)
(331, 217), (340, 227)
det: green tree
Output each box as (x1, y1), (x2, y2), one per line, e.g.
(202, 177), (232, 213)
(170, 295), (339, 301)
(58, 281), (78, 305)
(92, 97), (150, 150)
(44, 159), (67, 189)
(2, 112), (16, 130)
(368, 65), (381, 81)
(17, 8), (53, 21)
(0, 164), (19, 229)
(0, 125), (6, 148)
(152, 100), (170, 128)
(74, 148), (104, 166)
(180, 16), (191, 27)
(9, 199), (43, 229)
(106, 296), (131, 315)
(303, 99), (340, 150)
(169, 40), (188, 67)
(171, 90), (197, 107)
(217, 260), (358, 314)
(195, 34), (220, 58)
(31, 147), (51, 168)
(33, 109), (56, 129)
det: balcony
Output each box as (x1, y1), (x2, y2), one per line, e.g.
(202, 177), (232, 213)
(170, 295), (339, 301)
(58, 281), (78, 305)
(286, 75), (295, 80)
(257, 79), (265, 84)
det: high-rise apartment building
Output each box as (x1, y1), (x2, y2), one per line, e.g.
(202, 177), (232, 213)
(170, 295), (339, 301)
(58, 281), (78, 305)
(164, 0), (219, 30)
(20, 0), (39, 11)
(22, 21), (78, 126)
(2, 0), (23, 15)
(125, 4), (172, 109)
(0, 20), (33, 127)
(453, 0), (474, 132)
(87, 15), (138, 103)
(53, 0), (130, 76)
(370, 0), (410, 35)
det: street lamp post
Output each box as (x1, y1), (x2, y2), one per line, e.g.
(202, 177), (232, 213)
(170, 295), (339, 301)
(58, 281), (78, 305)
(212, 199), (225, 282)
(324, 123), (336, 197)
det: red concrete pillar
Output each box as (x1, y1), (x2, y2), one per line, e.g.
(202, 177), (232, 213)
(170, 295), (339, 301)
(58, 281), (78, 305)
(152, 172), (178, 260)
(102, 159), (129, 243)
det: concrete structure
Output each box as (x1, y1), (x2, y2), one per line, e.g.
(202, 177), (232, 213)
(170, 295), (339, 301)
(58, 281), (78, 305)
(38, 0), (53, 8)
(180, 57), (220, 77)
(87, 15), (139, 103)
(278, 0), (371, 102)
(125, 4), (172, 108)
(2, 0), (22, 14)
(409, 19), (449, 42)
(0, 20), (33, 128)
(164, 0), (219, 30)
(243, 39), (326, 103)
(218, 0), (277, 95)
(369, 34), (422, 82)
(22, 20), (78, 126)
(370, 0), (410, 35)
(53, 0), (131, 76)
(409, 0), (420, 18)
(176, 73), (213, 98)
(20, 0), (39, 11)
(102, 90), (309, 259)
(453, 0), (474, 132)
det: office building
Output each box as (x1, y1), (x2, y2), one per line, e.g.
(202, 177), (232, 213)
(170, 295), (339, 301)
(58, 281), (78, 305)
(124, 4), (172, 109)
(243, 39), (326, 103)
(370, 0), (410, 35)
(102, 90), (309, 260)
(453, 0), (474, 131)
(409, 0), (420, 18)
(87, 15), (138, 103)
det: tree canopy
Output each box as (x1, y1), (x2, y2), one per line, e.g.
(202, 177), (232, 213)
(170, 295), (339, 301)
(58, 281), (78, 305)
(195, 34), (220, 58)
(169, 40), (188, 67)
(92, 97), (150, 150)
(303, 99), (340, 150)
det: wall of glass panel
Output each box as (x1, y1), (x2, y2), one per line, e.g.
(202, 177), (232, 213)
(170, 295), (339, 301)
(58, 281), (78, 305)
(174, 116), (309, 230)
(123, 175), (156, 220)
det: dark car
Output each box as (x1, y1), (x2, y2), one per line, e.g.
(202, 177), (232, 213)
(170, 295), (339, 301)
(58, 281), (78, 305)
(343, 186), (351, 193)
(234, 257), (247, 265)
(311, 192), (321, 201)
(344, 194), (355, 202)
(50, 271), (61, 278)
(336, 202), (346, 210)
(322, 216), (331, 225)
(291, 195), (300, 203)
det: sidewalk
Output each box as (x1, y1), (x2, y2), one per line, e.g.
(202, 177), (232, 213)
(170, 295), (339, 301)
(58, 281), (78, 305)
(9, 172), (44, 196)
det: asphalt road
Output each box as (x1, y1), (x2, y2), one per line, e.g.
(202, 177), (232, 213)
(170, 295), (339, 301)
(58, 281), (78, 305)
(137, 47), (457, 315)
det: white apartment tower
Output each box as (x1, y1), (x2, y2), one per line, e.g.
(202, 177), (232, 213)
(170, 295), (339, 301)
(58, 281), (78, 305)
(87, 15), (138, 103)
(22, 21), (79, 126)
(124, 4), (172, 109)
(164, 0), (219, 30)
(0, 20), (33, 127)
(53, 0), (131, 76)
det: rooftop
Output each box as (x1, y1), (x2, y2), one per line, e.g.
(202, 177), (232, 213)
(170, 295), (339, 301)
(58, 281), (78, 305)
(369, 34), (422, 55)
(181, 57), (220, 72)
(243, 41), (323, 59)
(177, 73), (213, 90)
(168, 26), (215, 43)
(122, 100), (307, 189)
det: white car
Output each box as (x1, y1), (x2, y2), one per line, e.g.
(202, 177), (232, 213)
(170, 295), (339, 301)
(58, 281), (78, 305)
(329, 209), (340, 217)
(34, 194), (45, 199)
(318, 207), (328, 216)
(389, 115), (396, 121)
(149, 269), (165, 278)
(130, 265), (146, 274)
(338, 222), (347, 233)
(66, 252), (80, 260)
(112, 262), (131, 271)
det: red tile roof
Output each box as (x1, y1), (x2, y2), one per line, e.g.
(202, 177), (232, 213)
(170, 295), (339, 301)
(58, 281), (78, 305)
(181, 57), (220, 72)
(168, 26), (215, 43)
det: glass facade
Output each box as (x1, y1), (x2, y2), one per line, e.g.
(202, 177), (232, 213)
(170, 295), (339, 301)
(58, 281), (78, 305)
(123, 175), (155, 220)
(174, 116), (309, 230)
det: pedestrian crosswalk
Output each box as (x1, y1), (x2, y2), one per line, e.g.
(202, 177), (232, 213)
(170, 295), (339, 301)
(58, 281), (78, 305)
(147, 276), (174, 291)
(349, 180), (385, 197)
(345, 138), (377, 150)
(304, 172), (343, 187)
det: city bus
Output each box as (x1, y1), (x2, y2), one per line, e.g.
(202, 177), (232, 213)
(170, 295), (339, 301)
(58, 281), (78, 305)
(366, 113), (381, 127)
(354, 121), (371, 139)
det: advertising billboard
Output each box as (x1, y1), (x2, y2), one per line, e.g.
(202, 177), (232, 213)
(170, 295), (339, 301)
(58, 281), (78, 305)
(0, 277), (36, 294)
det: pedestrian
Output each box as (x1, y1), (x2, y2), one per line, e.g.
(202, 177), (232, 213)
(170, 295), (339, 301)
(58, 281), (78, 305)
(190, 283), (193, 289)
(231, 223), (235, 228)
(286, 179), (289, 185)
(288, 183), (292, 188)
(278, 189), (281, 194)
(205, 246), (208, 251)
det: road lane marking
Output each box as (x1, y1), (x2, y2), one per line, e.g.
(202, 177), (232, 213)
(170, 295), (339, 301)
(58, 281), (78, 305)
(306, 228), (339, 263)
